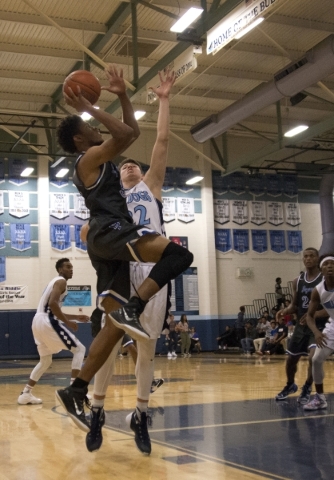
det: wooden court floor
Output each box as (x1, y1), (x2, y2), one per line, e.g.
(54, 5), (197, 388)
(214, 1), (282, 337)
(1, 353), (334, 480)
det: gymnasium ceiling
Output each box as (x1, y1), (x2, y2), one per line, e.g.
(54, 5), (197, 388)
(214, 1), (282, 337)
(1, 0), (334, 175)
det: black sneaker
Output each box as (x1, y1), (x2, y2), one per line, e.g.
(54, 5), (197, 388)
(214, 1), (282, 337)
(56, 386), (90, 432)
(297, 384), (312, 405)
(126, 409), (151, 455)
(275, 383), (298, 401)
(110, 298), (150, 341)
(150, 378), (164, 394)
(86, 407), (105, 452)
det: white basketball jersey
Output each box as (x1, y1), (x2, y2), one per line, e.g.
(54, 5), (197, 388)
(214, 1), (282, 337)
(316, 279), (334, 335)
(36, 275), (68, 319)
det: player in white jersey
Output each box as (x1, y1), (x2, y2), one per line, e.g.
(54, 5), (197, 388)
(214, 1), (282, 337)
(304, 254), (334, 410)
(85, 70), (175, 455)
(17, 258), (89, 405)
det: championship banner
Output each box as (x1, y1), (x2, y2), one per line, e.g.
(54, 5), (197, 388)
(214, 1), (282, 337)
(214, 199), (229, 224)
(0, 285), (28, 305)
(249, 173), (265, 196)
(250, 201), (266, 225)
(0, 191), (4, 214)
(50, 192), (70, 220)
(270, 230), (286, 254)
(287, 230), (302, 254)
(75, 224), (87, 252)
(267, 201), (284, 226)
(63, 285), (91, 306)
(283, 174), (298, 197)
(177, 197), (195, 223)
(0, 159), (5, 183)
(0, 223), (4, 249)
(231, 200), (248, 225)
(74, 193), (90, 220)
(285, 202), (301, 227)
(215, 228), (232, 253)
(8, 191), (30, 218)
(251, 229), (268, 254)
(266, 174), (282, 197)
(229, 172), (246, 195)
(162, 167), (175, 192)
(10, 223), (31, 251)
(8, 158), (28, 186)
(162, 197), (176, 223)
(0, 257), (5, 282)
(212, 170), (229, 195)
(233, 229), (249, 254)
(51, 224), (71, 251)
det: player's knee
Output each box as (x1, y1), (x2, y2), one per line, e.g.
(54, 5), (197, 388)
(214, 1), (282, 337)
(162, 241), (194, 271)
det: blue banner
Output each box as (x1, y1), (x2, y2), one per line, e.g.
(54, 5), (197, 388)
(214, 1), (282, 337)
(10, 223), (31, 251)
(270, 230), (286, 253)
(212, 170), (229, 194)
(283, 174), (298, 197)
(0, 223), (4, 249)
(233, 229), (249, 254)
(287, 230), (303, 254)
(0, 257), (5, 282)
(51, 224), (71, 251)
(251, 229), (268, 254)
(75, 225), (87, 252)
(215, 229), (232, 253)
(229, 172), (246, 195)
(63, 285), (91, 306)
(248, 173), (265, 196)
(8, 158), (28, 186)
(266, 174), (282, 197)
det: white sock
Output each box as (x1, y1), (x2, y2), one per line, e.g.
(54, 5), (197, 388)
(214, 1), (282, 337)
(93, 398), (105, 408)
(23, 385), (33, 393)
(70, 378), (75, 385)
(136, 402), (148, 418)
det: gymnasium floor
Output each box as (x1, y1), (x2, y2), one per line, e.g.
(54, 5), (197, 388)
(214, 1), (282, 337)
(1, 353), (334, 480)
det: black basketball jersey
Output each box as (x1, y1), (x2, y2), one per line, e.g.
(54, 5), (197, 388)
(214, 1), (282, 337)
(296, 271), (327, 329)
(73, 155), (131, 221)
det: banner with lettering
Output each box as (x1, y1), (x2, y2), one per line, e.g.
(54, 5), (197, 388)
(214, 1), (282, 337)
(287, 230), (303, 254)
(0, 257), (5, 282)
(266, 174), (282, 197)
(162, 197), (176, 223)
(63, 285), (92, 306)
(215, 228), (232, 253)
(10, 223), (31, 251)
(267, 201), (284, 226)
(250, 201), (266, 225)
(248, 173), (265, 196)
(8, 158), (28, 186)
(233, 229), (249, 254)
(0, 223), (4, 249)
(285, 202), (301, 227)
(229, 172), (246, 195)
(212, 170), (229, 195)
(214, 199), (229, 224)
(74, 193), (90, 220)
(51, 224), (71, 251)
(251, 229), (268, 254)
(9, 191), (30, 218)
(50, 192), (70, 220)
(0, 285), (28, 304)
(75, 224), (87, 252)
(177, 197), (195, 223)
(231, 200), (248, 225)
(283, 174), (298, 197)
(0, 192), (4, 215)
(270, 230), (286, 254)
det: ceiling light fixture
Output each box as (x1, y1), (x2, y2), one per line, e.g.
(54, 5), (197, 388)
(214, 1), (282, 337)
(80, 106), (100, 121)
(235, 17), (264, 39)
(20, 167), (34, 177)
(186, 175), (204, 185)
(170, 7), (203, 33)
(55, 168), (69, 178)
(284, 125), (309, 137)
(134, 110), (146, 120)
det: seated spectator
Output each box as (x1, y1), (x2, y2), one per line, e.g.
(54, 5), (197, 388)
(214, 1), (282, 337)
(189, 327), (201, 354)
(216, 325), (236, 350)
(240, 321), (257, 354)
(256, 320), (277, 355)
(257, 317), (287, 356)
(253, 316), (271, 352)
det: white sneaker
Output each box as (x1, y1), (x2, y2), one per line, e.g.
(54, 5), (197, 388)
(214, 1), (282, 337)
(167, 352), (172, 359)
(172, 352), (177, 357)
(188, 353), (191, 357)
(304, 393), (327, 410)
(18, 391), (42, 405)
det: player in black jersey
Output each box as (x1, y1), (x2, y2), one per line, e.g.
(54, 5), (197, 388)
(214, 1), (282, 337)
(275, 248), (328, 403)
(55, 65), (193, 431)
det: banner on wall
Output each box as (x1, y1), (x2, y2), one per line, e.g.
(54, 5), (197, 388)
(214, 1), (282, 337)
(251, 229), (268, 254)
(233, 229), (249, 254)
(287, 231), (303, 253)
(0, 223), (4, 249)
(214, 199), (229, 224)
(283, 175), (298, 197)
(266, 174), (282, 197)
(50, 192), (69, 220)
(250, 201), (266, 225)
(0, 285), (28, 304)
(9, 191), (30, 218)
(270, 230), (286, 254)
(267, 201), (284, 226)
(10, 223), (31, 251)
(63, 285), (91, 306)
(285, 202), (301, 226)
(0, 257), (5, 282)
(51, 224), (71, 251)
(248, 173), (265, 196)
(8, 158), (28, 186)
(0, 192), (4, 214)
(74, 194), (90, 220)
(215, 229), (232, 253)
(162, 197), (176, 222)
(229, 172), (246, 195)
(177, 197), (195, 223)
(212, 171), (229, 195)
(0, 159), (5, 183)
(75, 225), (87, 252)
(231, 200), (248, 225)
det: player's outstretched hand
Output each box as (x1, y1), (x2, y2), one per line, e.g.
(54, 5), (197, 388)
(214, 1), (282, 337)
(102, 64), (126, 96)
(64, 86), (92, 112)
(148, 69), (176, 99)
(315, 331), (327, 348)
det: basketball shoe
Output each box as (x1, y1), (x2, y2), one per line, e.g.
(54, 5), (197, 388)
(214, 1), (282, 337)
(304, 393), (327, 410)
(56, 386), (90, 432)
(126, 409), (151, 454)
(18, 391), (42, 405)
(275, 383), (298, 400)
(150, 378), (164, 393)
(297, 383), (312, 405)
(86, 407), (105, 452)
(110, 297), (149, 341)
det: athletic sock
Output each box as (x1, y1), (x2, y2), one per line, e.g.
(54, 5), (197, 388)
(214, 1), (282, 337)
(71, 378), (89, 389)
(23, 385), (33, 393)
(92, 398), (105, 408)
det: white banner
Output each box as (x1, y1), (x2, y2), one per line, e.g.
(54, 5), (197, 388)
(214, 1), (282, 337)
(214, 199), (230, 224)
(74, 193), (89, 220)
(267, 201), (284, 226)
(8, 191), (29, 218)
(162, 197), (176, 223)
(0, 285), (28, 305)
(50, 192), (69, 220)
(285, 202), (301, 226)
(0, 192), (4, 214)
(250, 201), (266, 225)
(231, 200), (248, 225)
(177, 197), (195, 223)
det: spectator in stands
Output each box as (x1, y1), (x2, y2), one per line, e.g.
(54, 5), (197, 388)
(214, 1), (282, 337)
(166, 313), (178, 359)
(253, 316), (271, 352)
(240, 321), (257, 354)
(256, 320), (278, 356)
(216, 325), (236, 350)
(235, 306), (246, 345)
(275, 277), (285, 310)
(176, 314), (191, 357)
(258, 317), (287, 355)
(189, 327), (201, 354)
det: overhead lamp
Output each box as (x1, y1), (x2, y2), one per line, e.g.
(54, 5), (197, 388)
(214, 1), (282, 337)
(20, 167), (34, 177)
(134, 111), (146, 120)
(284, 125), (309, 137)
(170, 7), (203, 33)
(55, 168), (69, 178)
(80, 106), (100, 121)
(235, 17), (264, 39)
(186, 175), (204, 185)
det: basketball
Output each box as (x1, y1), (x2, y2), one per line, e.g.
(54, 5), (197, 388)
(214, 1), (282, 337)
(63, 70), (101, 105)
